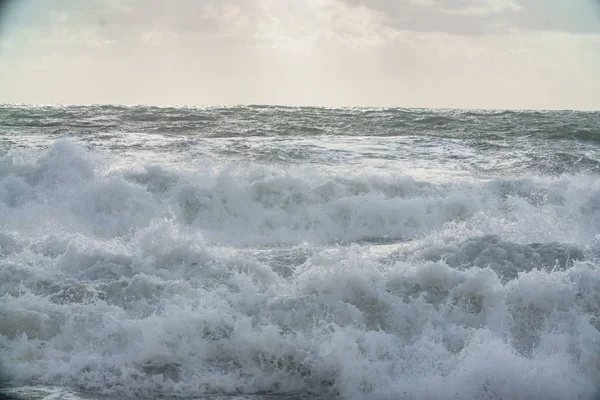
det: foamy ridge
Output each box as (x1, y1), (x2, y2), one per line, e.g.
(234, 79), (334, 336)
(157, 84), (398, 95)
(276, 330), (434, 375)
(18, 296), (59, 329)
(1, 140), (599, 246)
(1, 140), (599, 399)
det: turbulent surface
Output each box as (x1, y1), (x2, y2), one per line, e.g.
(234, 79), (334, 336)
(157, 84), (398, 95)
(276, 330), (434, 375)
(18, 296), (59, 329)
(1, 105), (600, 400)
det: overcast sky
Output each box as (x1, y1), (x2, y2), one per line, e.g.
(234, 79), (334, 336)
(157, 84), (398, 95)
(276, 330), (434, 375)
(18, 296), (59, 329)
(1, 0), (599, 109)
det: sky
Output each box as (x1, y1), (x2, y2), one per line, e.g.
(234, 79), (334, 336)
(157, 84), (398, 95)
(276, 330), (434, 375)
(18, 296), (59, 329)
(0, 0), (600, 109)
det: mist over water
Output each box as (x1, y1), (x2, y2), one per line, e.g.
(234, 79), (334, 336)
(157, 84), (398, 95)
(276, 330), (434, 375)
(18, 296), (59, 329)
(1, 105), (600, 400)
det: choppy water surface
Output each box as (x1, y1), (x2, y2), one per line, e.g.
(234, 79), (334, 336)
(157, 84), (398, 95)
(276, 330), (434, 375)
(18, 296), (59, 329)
(1, 105), (600, 400)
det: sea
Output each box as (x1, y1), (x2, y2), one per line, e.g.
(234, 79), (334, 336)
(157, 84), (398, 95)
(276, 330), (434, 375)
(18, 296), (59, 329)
(0, 104), (599, 400)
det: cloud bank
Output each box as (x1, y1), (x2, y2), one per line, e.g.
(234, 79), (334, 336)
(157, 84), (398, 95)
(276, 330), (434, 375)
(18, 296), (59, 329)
(0, 0), (599, 109)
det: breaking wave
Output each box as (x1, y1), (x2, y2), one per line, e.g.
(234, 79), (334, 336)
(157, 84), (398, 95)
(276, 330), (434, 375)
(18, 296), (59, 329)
(1, 140), (599, 399)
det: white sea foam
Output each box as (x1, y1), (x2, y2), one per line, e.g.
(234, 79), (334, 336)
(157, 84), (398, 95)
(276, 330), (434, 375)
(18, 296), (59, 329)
(1, 140), (599, 399)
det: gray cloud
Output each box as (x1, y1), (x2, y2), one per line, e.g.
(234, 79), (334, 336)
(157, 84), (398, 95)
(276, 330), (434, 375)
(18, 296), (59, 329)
(5, 0), (598, 53)
(512, 0), (600, 33)
(340, 0), (600, 35)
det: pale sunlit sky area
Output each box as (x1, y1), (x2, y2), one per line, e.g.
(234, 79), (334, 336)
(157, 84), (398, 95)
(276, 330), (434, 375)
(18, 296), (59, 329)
(0, 0), (599, 109)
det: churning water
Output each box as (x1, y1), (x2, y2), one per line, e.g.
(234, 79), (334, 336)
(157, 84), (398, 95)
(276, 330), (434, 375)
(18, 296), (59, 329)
(1, 105), (600, 399)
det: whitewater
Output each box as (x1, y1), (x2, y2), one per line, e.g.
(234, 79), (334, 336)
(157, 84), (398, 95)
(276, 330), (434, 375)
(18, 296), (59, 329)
(0, 105), (599, 400)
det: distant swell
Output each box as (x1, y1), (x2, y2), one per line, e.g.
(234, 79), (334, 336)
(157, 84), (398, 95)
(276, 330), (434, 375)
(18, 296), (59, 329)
(547, 129), (600, 143)
(1, 105), (599, 143)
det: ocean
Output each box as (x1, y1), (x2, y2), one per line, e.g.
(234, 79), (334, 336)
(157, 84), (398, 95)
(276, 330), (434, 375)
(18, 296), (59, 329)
(0, 105), (599, 400)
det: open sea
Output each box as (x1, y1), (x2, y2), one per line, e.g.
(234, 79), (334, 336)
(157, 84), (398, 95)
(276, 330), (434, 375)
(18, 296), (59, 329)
(1, 105), (600, 400)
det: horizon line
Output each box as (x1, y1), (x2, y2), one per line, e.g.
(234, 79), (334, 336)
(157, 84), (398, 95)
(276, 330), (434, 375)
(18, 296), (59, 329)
(1, 102), (598, 113)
